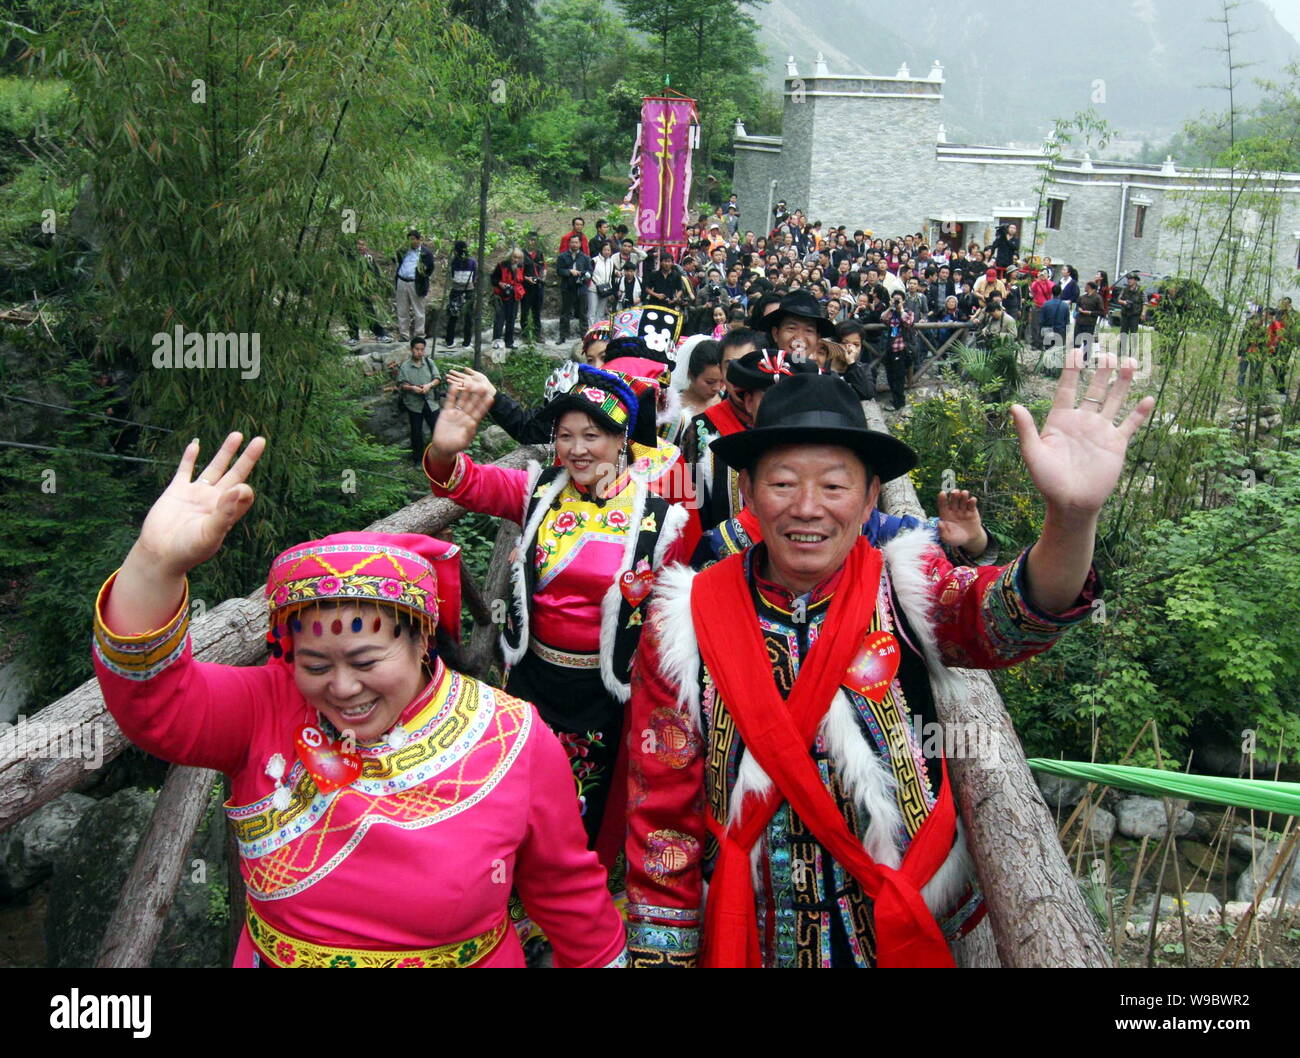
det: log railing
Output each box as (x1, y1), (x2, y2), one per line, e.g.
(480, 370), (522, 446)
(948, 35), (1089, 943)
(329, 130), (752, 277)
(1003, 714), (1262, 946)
(857, 320), (978, 385)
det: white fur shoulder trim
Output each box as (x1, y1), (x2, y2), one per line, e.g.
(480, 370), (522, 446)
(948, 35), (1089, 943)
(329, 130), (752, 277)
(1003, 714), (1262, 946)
(880, 528), (964, 699)
(652, 502), (690, 568)
(645, 562), (702, 726)
(500, 463), (566, 669)
(821, 690), (903, 868)
(921, 817), (976, 917)
(597, 477), (651, 702)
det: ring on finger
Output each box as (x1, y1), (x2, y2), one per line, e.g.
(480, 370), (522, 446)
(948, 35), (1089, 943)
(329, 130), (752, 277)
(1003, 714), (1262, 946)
(1081, 396), (1104, 405)
(198, 476), (214, 485)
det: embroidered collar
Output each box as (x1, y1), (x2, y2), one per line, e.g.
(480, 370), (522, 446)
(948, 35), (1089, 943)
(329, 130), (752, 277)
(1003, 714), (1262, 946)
(747, 543), (845, 615)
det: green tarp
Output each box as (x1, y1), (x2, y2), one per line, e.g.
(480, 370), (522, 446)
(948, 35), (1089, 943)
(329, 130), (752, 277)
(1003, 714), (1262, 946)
(1027, 759), (1300, 817)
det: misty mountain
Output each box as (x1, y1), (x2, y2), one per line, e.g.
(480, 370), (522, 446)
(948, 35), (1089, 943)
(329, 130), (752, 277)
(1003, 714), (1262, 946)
(752, 0), (1300, 146)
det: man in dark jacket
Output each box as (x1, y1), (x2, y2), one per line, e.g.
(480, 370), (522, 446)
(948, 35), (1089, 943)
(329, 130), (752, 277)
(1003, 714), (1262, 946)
(927, 265), (954, 311)
(520, 231), (547, 342)
(394, 229), (436, 342)
(1114, 272), (1145, 356)
(555, 235), (593, 341)
(1039, 284), (1071, 359)
(989, 224), (1020, 274)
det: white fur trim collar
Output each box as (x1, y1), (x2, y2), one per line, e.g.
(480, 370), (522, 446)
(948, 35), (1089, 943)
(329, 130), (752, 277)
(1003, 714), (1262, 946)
(500, 462), (563, 669)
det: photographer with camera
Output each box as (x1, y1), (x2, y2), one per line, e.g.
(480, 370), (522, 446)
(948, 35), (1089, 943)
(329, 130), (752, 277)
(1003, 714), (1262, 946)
(490, 248), (527, 351)
(615, 261), (642, 309)
(643, 249), (693, 311)
(555, 234), (593, 342)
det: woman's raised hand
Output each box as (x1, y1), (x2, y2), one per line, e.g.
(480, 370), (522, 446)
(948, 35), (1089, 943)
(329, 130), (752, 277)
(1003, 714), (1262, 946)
(138, 433), (266, 576)
(430, 373), (494, 459)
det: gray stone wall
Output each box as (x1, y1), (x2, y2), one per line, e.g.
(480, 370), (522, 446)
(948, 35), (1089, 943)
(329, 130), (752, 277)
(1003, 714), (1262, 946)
(778, 89), (815, 220)
(732, 144), (783, 236)
(806, 94), (944, 234)
(730, 61), (1300, 299)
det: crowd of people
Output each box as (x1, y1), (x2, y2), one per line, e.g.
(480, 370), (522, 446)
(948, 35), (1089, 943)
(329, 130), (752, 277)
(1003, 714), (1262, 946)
(361, 203), (1295, 484)
(97, 204), (1158, 964)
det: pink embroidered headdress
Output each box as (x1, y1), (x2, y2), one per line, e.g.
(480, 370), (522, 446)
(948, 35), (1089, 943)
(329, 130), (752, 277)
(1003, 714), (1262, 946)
(263, 532), (462, 663)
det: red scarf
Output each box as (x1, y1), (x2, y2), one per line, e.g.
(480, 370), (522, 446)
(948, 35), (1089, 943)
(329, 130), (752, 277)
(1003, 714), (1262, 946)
(703, 398), (747, 437)
(691, 538), (956, 968)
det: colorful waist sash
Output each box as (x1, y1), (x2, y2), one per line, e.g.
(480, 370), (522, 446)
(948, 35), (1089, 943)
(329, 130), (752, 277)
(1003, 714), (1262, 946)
(529, 637), (600, 670)
(247, 903), (508, 968)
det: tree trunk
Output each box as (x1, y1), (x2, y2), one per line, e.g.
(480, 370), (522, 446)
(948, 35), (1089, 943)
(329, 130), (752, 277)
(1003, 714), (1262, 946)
(864, 400), (1112, 968)
(95, 764), (217, 967)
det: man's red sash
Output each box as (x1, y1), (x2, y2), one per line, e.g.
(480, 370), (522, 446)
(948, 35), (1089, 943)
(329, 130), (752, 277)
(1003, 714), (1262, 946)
(703, 399), (747, 437)
(690, 537), (957, 968)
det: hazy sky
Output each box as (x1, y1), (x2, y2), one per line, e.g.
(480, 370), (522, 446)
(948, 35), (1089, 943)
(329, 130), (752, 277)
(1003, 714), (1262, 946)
(1262, 0), (1300, 44)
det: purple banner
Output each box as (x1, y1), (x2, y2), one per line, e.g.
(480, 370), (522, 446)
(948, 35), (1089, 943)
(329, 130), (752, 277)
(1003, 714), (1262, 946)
(636, 97), (697, 247)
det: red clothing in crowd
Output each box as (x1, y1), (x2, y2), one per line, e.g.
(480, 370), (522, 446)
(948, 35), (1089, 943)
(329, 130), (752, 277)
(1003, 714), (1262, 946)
(558, 229), (590, 255)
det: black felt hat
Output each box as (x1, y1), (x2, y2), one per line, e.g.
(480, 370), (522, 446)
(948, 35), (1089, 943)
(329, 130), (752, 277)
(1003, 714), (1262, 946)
(760, 289), (837, 339)
(711, 372), (917, 482)
(725, 349), (819, 391)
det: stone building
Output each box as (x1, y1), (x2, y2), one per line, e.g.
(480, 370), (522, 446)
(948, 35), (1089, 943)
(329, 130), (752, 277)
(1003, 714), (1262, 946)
(732, 56), (1300, 296)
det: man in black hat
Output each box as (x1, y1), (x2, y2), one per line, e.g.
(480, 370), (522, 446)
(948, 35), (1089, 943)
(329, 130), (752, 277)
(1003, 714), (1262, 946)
(760, 289), (835, 362)
(624, 356), (1154, 967)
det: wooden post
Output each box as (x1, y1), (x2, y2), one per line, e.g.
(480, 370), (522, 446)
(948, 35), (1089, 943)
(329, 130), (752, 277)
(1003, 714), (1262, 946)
(463, 520), (519, 680)
(864, 399), (1112, 967)
(94, 764), (217, 967)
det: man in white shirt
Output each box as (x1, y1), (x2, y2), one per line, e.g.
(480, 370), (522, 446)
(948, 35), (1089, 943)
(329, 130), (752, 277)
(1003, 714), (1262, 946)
(393, 229), (435, 342)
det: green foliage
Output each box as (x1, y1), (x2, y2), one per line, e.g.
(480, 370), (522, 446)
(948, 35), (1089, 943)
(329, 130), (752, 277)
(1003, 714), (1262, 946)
(1002, 432), (1300, 768)
(17, 0), (481, 605)
(0, 347), (148, 702)
(0, 156), (80, 241)
(955, 337), (1023, 403)
(0, 75), (72, 139)
(895, 390), (1044, 552)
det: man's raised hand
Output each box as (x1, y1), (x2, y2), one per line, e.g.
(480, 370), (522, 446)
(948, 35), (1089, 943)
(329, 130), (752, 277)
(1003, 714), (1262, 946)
(1010, 351), (1155, 516)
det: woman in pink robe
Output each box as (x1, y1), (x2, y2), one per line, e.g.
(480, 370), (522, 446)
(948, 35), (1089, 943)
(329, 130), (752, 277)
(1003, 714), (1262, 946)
(425, 364), (692, 863)
(92, 432), (625, 968)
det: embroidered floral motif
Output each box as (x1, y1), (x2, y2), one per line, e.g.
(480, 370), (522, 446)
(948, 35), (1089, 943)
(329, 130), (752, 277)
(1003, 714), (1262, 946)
(556, 730), (607, 813)
(644, 829), (701, 880)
